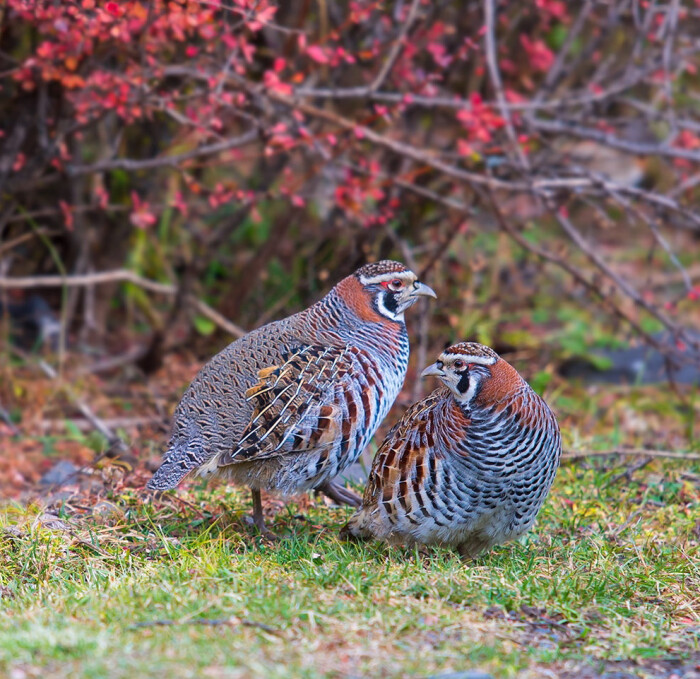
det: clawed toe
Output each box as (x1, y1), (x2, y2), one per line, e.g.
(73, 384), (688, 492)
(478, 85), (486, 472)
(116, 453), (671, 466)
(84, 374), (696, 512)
(256, 524), (280, 542)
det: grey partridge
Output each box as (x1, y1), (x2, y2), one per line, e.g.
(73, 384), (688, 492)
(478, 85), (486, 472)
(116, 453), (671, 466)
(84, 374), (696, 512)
(147, 261), (436, 534)
(342, 342), (561, 557)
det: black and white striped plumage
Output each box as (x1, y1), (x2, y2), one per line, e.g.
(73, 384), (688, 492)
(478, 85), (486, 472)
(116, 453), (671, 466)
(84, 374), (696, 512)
(146, 261), (436, 532)
(342, 342), (561, 557)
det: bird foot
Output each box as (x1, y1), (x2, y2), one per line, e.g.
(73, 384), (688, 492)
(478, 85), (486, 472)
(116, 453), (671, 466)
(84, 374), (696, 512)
(257, 525), (280, 543)
(456, 543), (481, 562)
(318, 481), (362, 507)
(247, 489), (280, 541)
(244, 513), (279, 541)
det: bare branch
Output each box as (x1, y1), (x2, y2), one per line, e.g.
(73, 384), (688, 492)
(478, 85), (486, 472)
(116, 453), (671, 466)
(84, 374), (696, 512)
(8, 348), (129, 453)
(369, 0), (422, 93)
(0, 271), (246, 338)
(66, 129), (259, 176)
(483, 0), (529, 169)
(550, 206), (694, 346)
(530, 117), (700, 163)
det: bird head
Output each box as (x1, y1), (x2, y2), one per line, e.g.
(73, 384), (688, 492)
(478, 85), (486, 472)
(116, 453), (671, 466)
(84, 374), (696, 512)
(353, 260), (437, 322)
(421, 342), (512, 408)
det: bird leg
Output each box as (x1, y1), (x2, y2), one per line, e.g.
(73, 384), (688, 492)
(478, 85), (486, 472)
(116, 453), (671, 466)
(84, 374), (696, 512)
(251, 488), (277, 540)
(457, 540), (486, 562)
(318, 480), (362, 507)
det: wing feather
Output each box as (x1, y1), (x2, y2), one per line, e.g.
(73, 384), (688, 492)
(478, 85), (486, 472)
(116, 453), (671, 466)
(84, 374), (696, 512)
(218, 344), (363, 466)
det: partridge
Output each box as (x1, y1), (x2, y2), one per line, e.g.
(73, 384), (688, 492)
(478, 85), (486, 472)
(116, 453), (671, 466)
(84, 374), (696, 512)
(342, 342), (561, 557)
(147, 261), (436, 533)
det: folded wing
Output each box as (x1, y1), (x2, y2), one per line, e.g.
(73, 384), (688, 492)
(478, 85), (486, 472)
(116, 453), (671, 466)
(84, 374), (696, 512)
(218, 344), (374, 466)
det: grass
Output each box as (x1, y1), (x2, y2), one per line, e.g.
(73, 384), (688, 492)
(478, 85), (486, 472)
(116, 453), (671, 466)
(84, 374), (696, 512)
(1, 451), (699, 679)
(2, 313), (700, 678)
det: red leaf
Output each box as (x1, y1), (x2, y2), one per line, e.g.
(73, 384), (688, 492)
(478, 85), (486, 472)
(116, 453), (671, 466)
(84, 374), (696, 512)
(306, 45), (329, 64)
(59, 201), (74, 230)
(520, 35), (555, 72)
(130, 191), (156, 230)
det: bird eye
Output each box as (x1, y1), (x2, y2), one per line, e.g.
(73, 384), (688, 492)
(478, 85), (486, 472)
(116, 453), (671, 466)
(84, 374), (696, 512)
(389, 278), (404, 291)
(453, 360), (466, 370)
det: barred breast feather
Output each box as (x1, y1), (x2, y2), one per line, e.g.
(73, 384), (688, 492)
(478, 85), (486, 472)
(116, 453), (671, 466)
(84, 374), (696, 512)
(343, 345), (561, 557)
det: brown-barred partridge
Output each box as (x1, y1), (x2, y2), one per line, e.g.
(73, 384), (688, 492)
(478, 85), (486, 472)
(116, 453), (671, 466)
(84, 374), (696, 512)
(147, 261), (436, 534)
(342, 342), (561, 557)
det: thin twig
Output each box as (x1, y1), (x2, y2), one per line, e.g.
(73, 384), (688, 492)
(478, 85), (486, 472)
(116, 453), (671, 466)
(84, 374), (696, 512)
(0, 402), (20, 435)
(485, 191), (697, 366)
(9, 346), (129, 459)
(562, 449), (700, 461)
(550, 206), (697, 352)
(0, 270), (246, 338)
(75, 345), (150, 375)
(66, 129), (259, 176)
(369, 0), (421, 92)
(648, 262), (700, 290)
(192, 298), (245, 339)
(260, 84), (700, 231)
(533, 0), (594, 102)
(530, 117), (700, 163)
(605, 457), (653, 487)
(0, 228), (60, 256)
(34, 356), (126, 449)
(484, 0), (529, 169)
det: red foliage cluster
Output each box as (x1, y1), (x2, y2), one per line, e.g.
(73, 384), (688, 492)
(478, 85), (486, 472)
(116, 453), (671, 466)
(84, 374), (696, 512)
(4, 0), (558, 229)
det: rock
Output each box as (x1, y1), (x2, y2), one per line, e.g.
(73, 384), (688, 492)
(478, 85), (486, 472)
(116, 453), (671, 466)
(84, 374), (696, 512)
(559, 331), (700, 385)
(0, 294), (61, 351)
(39, 460), (79, 486)
(3, 526), (23, 539)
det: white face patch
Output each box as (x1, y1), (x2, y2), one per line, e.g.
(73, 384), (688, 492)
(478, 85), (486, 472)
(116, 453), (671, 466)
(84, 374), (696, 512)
(436, 354), (498, 406)
(456, 375), (480, 405)
(359, 271), (416, 322)
(376, 291), (405, 322)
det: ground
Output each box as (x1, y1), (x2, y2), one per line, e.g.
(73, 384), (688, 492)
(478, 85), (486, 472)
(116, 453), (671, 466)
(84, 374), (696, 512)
(0, 354), (698, 678)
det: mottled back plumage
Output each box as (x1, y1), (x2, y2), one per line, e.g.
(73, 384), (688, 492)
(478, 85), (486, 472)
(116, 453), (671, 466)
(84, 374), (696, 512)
(343, 342), (561, 557)
(147, 262), (436, 517)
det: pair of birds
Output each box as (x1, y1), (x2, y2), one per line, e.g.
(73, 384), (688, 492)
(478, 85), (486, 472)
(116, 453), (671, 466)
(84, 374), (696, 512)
(147, 261), (561, 557)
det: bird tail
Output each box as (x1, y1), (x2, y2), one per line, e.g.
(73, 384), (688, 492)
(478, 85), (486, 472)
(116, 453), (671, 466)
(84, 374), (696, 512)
(145, 445), (204, 490)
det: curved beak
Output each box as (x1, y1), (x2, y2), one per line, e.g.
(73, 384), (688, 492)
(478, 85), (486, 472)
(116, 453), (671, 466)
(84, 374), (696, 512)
(411, 281), (437, 299)
(421, 362), (445, 378)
